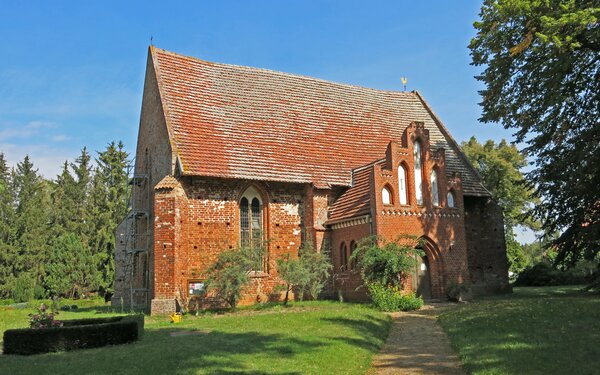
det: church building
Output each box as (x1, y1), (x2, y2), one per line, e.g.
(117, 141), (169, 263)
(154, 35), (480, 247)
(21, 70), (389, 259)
(112, 47), (510, 315)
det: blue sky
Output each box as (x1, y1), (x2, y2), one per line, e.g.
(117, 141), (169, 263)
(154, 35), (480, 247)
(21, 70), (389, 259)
(1, 1), (515, 178)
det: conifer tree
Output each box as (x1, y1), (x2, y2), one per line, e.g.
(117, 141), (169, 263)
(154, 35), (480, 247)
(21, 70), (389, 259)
(88, 141), (129, 292)
(46, 233), (99, 298)
(49, 161), (77, 240)
(0, 153), (17, 298)
(11, 156), (51, 297)
(72, 148), (92, 246)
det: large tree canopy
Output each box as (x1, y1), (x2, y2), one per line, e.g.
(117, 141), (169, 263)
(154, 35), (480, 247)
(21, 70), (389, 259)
(462, 137), (539, 273)
(470, 0), (600, 266)
(462, 137), (538, 233)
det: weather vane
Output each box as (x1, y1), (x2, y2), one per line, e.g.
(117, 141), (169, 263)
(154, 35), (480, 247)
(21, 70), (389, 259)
(401, 77), (408, 91)
(150, 35), (154, 46)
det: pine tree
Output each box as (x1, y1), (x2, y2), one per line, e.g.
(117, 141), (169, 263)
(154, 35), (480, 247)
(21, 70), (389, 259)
(0, 153), (17, 298)
(72, 148), (92, 246)
(11, 156), (51, 298)
(49, 161), (77, 240)
(88, 141), (130, 292)
(45, 233), (99, 298)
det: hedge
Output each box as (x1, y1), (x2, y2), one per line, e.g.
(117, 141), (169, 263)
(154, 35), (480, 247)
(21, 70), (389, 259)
(3, 315), (144, 355)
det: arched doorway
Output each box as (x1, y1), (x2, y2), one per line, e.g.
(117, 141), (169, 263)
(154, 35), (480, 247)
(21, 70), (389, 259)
(414, 255), (432, 299)
(412, 237), (443, 299)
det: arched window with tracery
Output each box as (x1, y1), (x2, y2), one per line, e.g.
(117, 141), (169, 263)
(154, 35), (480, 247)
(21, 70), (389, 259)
(431, 170), (440, 207)
(414, 140), (424, 205)
(239, 186), (263, 249)
(398, 164), (408, 205)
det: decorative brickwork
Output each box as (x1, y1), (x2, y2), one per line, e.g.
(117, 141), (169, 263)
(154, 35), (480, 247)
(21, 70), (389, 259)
(115, 48), (510, 314)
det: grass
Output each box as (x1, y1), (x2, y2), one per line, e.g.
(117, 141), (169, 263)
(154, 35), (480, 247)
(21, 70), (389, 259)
(438, 285), (600, 375)
(0, 300), (391, 375)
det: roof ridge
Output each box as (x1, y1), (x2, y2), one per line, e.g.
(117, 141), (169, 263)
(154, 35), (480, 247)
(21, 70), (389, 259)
(151, 46), (416, 97)
(413, 91), (491, 195)
(148, 46), (184, 172)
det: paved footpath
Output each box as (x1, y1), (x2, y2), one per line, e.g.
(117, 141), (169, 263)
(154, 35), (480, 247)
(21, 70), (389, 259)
(371, 304), (466, 375)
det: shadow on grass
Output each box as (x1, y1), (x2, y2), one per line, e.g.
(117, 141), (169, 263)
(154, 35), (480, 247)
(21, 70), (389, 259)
(0, 328), (321, 374)
(439, 286), (600, 374)
(321, 315), (391, 352)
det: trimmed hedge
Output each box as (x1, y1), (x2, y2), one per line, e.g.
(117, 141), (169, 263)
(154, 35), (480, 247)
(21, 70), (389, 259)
(3, 315), (144, 355)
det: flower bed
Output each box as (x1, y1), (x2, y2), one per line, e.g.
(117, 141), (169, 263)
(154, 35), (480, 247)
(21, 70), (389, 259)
(3, 315), (144, 355)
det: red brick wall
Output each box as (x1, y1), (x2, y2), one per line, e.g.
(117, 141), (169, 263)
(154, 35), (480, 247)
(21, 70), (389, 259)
(464, 196), (510, 294)
(152, 177), (309, 308)
(149, 121), (507, 311)
(329, 122), (471, 300)
(330, 222), (372, 300)
(372, 124), (471, 298)
(153, 191), (178, 298)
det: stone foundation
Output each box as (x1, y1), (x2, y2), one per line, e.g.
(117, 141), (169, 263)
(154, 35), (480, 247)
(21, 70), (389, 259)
(150, 298), (177, 315)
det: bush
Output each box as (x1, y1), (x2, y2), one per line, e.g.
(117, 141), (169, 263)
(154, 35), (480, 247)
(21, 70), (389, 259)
(367, 282), (424, 312)
(350, 236), (422, 289)
(204, 246), (264, 309)
(514, 262), (591, 287)
(3, 315), (144, 355)
(13, 273), (35, 303)
(29, 303), (62, 328)
(276, 243), (332, 304)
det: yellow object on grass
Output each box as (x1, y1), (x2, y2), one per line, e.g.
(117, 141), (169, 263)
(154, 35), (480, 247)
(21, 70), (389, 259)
(170, 313), (183, 323)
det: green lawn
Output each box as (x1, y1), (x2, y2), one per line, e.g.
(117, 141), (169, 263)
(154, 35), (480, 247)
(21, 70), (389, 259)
(0, 300), (391, 374)
(438, 286), (600, 375)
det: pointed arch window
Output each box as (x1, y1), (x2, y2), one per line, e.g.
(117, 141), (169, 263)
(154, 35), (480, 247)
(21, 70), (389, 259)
(398, 164), (408, 205)
(414, 141), (424, 205)
(447, 191), (455, 208)
(382, 186), (392, 205)
(349, 240), (357, 270)
(340, 242), (349, 272)
(239, 186), (263, 249)
(431, 170), (440, 207)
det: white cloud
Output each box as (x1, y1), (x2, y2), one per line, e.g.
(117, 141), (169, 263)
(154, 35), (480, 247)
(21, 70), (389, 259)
(51, 134), (70, 142)
(0, 142), (79, 179)
(0, 120), (55, 141)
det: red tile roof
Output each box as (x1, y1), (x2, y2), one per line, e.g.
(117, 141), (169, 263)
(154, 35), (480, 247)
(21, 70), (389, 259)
(150, 47), (489, 196)
(328, 163), (377, 222)
(154, 175), (180, 190)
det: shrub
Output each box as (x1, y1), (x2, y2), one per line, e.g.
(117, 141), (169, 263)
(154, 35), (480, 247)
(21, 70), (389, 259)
(204, 246), (264, 309)
(276, 243), (332, 304)
(350, 236), (422, 289)
(367, 282), (424, 312)
(3, 315), (144, 355)
(13, 273), (35, 303)
(29, 304), (62, 329)
(514, 262), (591, 287)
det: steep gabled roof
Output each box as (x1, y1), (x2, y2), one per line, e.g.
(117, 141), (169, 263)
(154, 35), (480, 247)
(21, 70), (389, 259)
(150, 46), (489, 196)
(328, 163), (376, 223)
